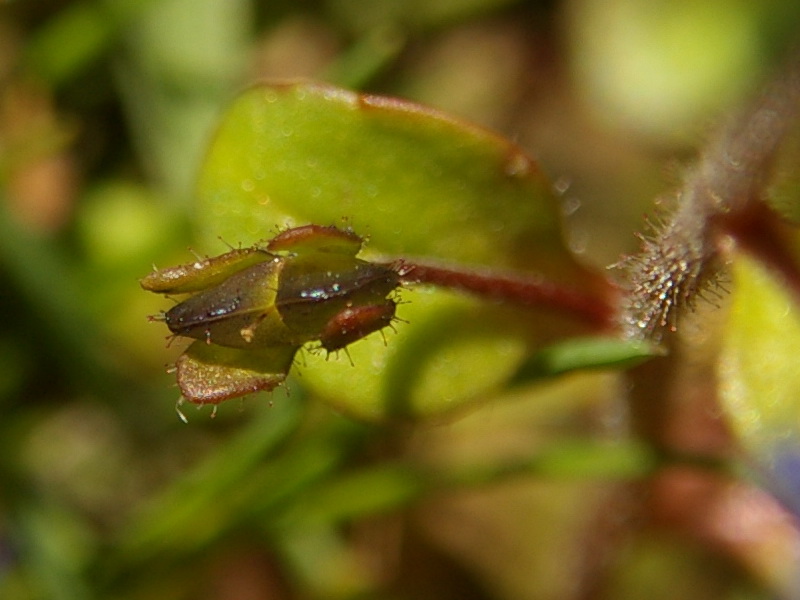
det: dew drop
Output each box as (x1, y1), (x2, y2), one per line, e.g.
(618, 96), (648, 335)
(562, 197), (581, 217)
(568, 231), (588, 255)
(504, 152), (530, 177)
(553, 177), (571, 195)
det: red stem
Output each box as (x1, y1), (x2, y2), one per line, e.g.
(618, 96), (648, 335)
(720, 202), (800, 305)
(388, 259), (618, 330)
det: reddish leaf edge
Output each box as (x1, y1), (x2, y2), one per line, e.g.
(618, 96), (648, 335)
(237, 78), (547, 183)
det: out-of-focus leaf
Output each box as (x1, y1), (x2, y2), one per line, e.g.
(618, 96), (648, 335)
(0, 337), (30, 403)
(326, 0), (523, 33)
(273, 524), (377, 599)
(277, 463), (424, 528)
(15, 501), (94, 600)
(567, 0), (800, 143)
(0, 201), (120, 394)
(719, 253), (800, 514)
(511, 336), (661, 384)
(118, 396), (303, 561)
(767, 119), (800, 224)
(78, 181), (180, 270)
(24, 0), (160, 86)
(323, 26), (406, 89)
(196, 81), (599, 420)
(116, 0), (251, 197)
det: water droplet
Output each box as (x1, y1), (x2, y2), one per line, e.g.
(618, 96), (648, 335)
(562, 197), (581, 216)
(553, 177), (571, 195)
(504, 152), (530, 177)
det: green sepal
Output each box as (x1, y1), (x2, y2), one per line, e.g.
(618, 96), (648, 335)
(164, 259), (290, 348)
(140, 246), (275, 295)
(267, 224), (364, 256)
(176, 341), (298, 405)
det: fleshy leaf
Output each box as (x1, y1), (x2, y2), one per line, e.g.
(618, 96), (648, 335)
(196, 81), (601, 419)
(197, 81), (587, 284)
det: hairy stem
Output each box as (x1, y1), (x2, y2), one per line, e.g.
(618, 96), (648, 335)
(619, 45), (800, 597)
(620, 48), (800, 339)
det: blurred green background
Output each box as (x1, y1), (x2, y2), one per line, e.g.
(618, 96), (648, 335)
(1, 1), (800, 599)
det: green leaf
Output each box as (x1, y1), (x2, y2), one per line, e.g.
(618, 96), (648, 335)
(300, 292), (531, 420)
(511, 336), (661, 384)
(118, 396), (303, 560)
(196, 81), (598, 420)
(719, 253), (800, 465)
(197, 81), (582, 280)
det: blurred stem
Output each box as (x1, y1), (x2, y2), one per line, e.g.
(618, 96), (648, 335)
(391, 258), (618, 330)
